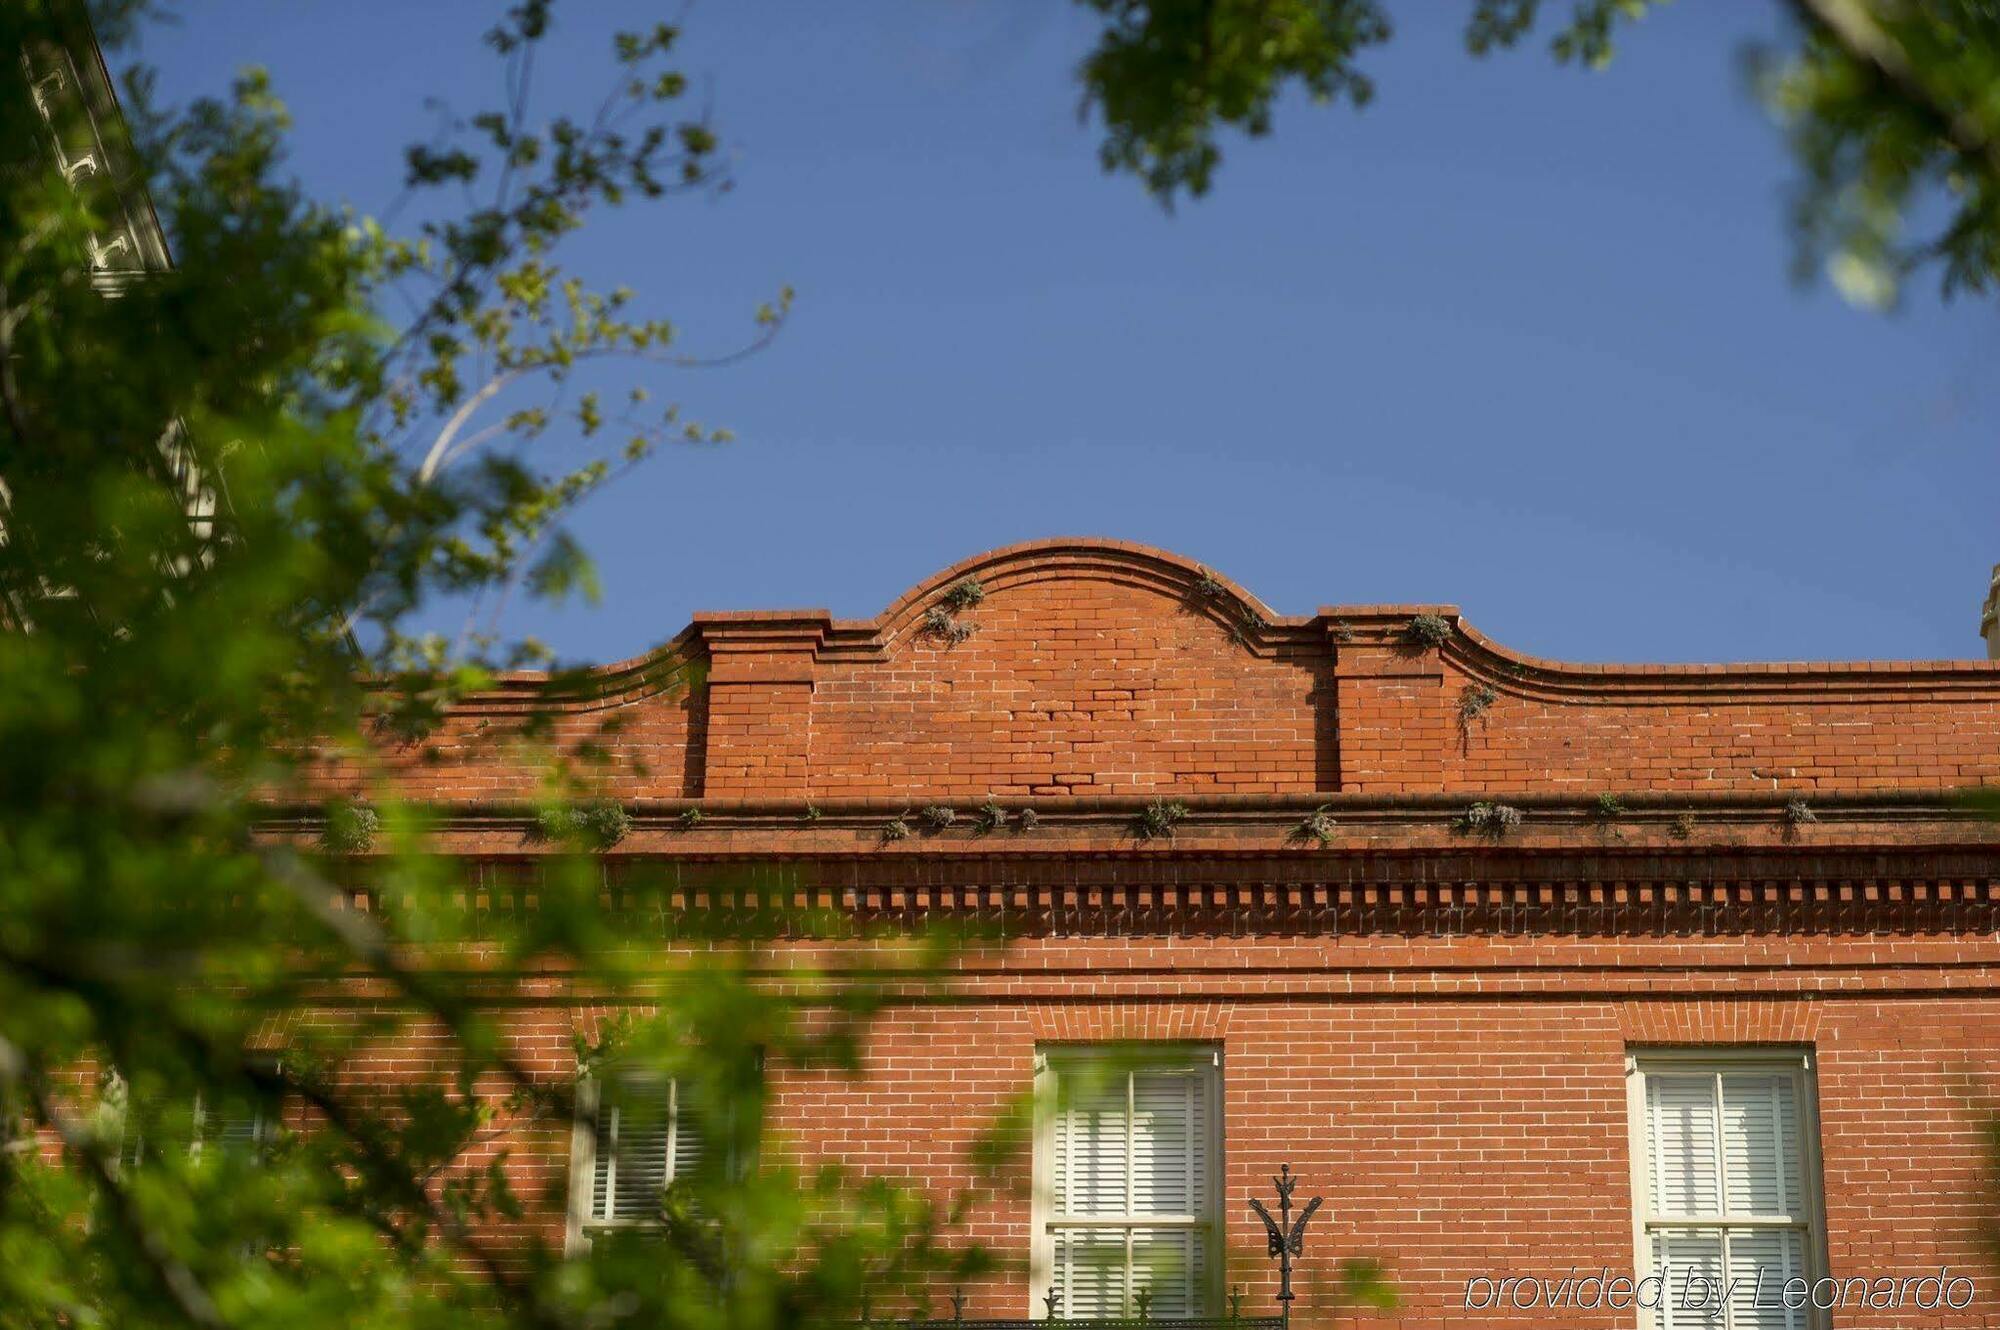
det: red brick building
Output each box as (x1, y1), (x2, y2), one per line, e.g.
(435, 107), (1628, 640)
(323, 538), (2000, 1330)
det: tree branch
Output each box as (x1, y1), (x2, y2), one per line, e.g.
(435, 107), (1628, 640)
(417, 369), (524, 484)
(1786, 0), (2000, 177)
(0, 280), (37, 451)
(248, 1061), (572, 1330)
(256, 845), (572, 1120)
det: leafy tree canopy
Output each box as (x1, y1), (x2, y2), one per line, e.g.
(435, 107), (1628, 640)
(1076, 0), (2000, 307)
(4, 0), (1989, 1325)
(0, 3), (986, 1328)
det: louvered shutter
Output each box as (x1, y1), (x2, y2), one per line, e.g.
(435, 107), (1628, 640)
(671, 1079), (705, 1183)
(590, 1072), (672, 1223)
(1131, 1073), (1199, 1214)
(109, 1075), (270, 1169)
(1046, 1058), (1215, 1317)
(587, 1072), (705, 1225)
(1720, 1073), (1799, 1217)
(1649, 1230), (1724, 1330)
(196, 1086), (270, 1158)
(1131, 1071), (1206, 1317)
(1054, 1228), (1128, 1318)
(1638, 1061), (1817, 1330)
(1056, 1074), (1128, 1218)
(210, 1104), (266, 1155)
(1648, 1073), (1721, 1217)
(1725, 1228), (1808, 1330)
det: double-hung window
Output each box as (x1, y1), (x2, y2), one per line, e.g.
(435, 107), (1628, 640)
(1629, 1051), (1825, 1330)
(569, 1068), (706, 1247)
(1035, 1047), (1220, 1318)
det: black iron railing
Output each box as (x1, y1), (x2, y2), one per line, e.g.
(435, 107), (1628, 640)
(885, 1317), (1281, 1330)
(866, 1167), (1325, 1330)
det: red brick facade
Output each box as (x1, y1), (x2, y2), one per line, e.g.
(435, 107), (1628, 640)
(300, 539), (2000, 1328)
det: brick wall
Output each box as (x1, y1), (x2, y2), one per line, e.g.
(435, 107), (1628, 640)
(344, 923), (2000, 1329)
(281, 540), (2000, 1327)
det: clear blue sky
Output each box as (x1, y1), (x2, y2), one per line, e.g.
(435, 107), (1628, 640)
(123, 2), (1999, 666)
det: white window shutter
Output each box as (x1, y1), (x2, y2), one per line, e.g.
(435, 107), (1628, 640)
(1725, 1228), (1807, 1330)
(189, 1091), (268, 1162)
(1650, 1230), (1724, 1330)
(1054, 1228), (1128, 1317)
(1057, 1074), (1130, 1217)
(591, 1073), (673, 1222)
(1647, 1073), (1721, 1217)
(1131, 1072), (1199, 1215)
(212, 1104), (265, 1154)
(1636, 1058), (1819, 1330)
(586, 1072), (710, 1226)
(671, 1080), (706, 1182)
(1719, 1072), (1798, 1217)
(1045, 1057), (1216, 1317)
(1132, 1227), (1201, 1318)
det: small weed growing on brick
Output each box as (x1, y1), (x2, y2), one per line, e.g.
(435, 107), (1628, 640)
(535, 799), (633, 847)
(1404, 614), (1452, 648)
(921, 606), (975, 645)
(940, 578), (985, 611)
(1136, 799), (1188, 840)
(320, 799), (380, 854)
(1456, 801), (1523, 838)
(581, 801), (633, 846)
(1296, 806), (1337, 845)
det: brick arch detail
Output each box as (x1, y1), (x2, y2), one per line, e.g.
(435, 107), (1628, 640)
(1026, 1000), (1232, 1044)
(1616, 998), (1824, 1045)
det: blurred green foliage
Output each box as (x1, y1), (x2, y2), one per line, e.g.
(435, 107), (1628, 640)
(1077, 0), (2000, 307)
(0, 3), (989, 1328)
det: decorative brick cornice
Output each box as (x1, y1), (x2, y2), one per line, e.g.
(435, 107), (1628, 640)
(266, 790), (2000, 860)
(331, 539), (2000, 805)
(309, 845), (2000, 945)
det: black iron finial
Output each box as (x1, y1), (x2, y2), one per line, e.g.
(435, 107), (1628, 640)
(1249, 1164), (1324, 1330)
(1229, 1285), (1245, 1321)
(951, 1289), (967, 1324)
(1042, 1288), (1062, 1321)
(1134, 1288), (1152, 1322)
(860, 1294), (872, 1325)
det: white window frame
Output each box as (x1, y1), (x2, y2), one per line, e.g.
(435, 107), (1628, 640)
(1030, 1045), (1223, 1319)
(566, 1067), (700, 1254)
(1626, 1047), (1831, 1330)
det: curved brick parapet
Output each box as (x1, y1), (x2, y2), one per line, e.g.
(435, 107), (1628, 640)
(325, 539), (2000, 813)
